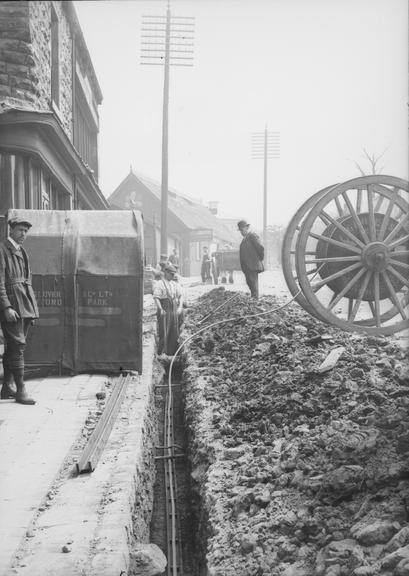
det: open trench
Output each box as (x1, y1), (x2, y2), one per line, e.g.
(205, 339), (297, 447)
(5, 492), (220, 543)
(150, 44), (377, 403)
(149, 360), (204, 576)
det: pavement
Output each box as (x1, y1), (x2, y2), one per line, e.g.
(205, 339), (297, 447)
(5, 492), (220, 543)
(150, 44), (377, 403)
(0, 324), (158, 576)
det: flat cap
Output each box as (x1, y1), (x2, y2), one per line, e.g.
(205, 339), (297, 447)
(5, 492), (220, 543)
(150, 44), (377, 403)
(237, 219), (250, 229)
(163, 262), (177, 273)
(8, 216), (32, 228)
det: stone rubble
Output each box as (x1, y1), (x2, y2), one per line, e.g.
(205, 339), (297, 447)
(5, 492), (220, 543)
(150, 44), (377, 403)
(183, 288), (409, 576)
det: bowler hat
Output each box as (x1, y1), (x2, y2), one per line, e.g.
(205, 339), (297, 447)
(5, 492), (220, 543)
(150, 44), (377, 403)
(237, 219), (250, 230)
(8, 216), (32, 229)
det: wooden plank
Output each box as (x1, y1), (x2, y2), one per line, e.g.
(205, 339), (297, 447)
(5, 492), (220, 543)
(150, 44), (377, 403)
(76, 374), (130, 473)
(317, 346), (345, 373)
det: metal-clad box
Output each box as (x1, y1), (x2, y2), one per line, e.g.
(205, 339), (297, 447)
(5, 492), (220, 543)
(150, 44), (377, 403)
(6, 209), (144, 374)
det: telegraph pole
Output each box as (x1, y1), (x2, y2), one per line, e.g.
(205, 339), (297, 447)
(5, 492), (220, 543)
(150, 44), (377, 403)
(141, 5), (194, 259)
(252, 127), (280, 269)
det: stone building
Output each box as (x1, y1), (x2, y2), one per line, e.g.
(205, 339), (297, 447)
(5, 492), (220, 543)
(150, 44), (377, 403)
(0, 1), (108, 212)
(109, 169), (234, 276)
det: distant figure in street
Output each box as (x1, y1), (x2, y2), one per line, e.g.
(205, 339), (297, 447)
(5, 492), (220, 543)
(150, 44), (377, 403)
(201, 247), (212, 283)
(238, 219), (264, 299)
(0, 216), (39, 405)
(153, 253), (169, 281)
(153, 262), (184, 356)
(168, 248), (179, 269)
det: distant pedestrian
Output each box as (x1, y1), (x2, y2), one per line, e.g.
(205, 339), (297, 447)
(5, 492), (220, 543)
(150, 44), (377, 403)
(0, 216), (39, 404)
(238, 219), (264, 299)
(168, 248), (179, 269)
(201, 247), (212, 283)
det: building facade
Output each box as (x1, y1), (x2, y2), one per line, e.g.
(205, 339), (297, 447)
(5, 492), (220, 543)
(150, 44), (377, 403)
(0, 1), (108, 213)
(109, 170), (235, 276)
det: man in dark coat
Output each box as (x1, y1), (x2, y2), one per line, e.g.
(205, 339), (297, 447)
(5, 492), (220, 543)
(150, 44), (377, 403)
(0, 216), (39, 404)
(238, 219), (264, 299)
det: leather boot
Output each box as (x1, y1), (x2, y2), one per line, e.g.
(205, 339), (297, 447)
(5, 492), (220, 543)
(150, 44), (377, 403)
(14, 369), (35, 405)
(1, 366), (17, 399)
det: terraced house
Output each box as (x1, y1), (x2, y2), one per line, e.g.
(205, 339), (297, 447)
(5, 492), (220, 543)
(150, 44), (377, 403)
(0, 0), (108, 213)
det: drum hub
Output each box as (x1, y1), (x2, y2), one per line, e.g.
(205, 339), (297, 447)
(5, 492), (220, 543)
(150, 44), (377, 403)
(361, 242), (390, 272)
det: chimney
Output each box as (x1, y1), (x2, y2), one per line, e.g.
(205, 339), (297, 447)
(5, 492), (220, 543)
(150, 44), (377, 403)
(208, 201), (218, 215)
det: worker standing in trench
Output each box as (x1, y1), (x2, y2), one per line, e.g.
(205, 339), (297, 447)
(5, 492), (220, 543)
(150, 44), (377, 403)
(153, 262), (184, 356)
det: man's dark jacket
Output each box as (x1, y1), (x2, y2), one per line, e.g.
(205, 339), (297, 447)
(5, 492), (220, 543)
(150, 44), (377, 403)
(239, 231), (264, 273)
(0, 240), (39, 318)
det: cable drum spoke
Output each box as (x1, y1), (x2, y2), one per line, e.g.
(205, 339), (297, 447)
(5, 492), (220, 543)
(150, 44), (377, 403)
(374, 193), (384, 213)
(390, 259), (409, 270)
(379, 187), (403, 241)
(309, 231), (362, 254)
(388, 233), (409, 250)
(348, 270), (372, 322)
(387, 264), (409, 289)
(320, 209), (366, 248)
(367, 185), (377, 241)
(334, 196), (343, 217)
(304, 255), (361, 264)
(313, 262), (362, 292)
(373, 271), (381, 328)
(356, 189), (363, 213)
(379, 193), (409, 243)
(342, 191), (370, 243)
(327, 266), (367, 311)
(384, 215), (409, 245)
(381, 271), (408, 320)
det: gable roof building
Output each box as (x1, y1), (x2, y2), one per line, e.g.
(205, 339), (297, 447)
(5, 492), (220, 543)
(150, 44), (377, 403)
(108, 169), (235, 276)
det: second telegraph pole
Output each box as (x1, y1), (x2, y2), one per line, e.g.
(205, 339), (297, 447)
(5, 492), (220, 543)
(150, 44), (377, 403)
(252, 127), (280, 269)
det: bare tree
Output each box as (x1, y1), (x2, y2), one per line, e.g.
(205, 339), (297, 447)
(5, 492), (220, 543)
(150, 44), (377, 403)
(352, 147), (389, 175)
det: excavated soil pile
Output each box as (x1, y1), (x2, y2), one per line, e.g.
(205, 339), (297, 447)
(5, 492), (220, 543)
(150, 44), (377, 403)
(183, 288), (409, 576)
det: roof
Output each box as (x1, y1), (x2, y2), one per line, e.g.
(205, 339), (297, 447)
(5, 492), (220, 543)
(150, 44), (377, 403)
(108, 170), (233, 242)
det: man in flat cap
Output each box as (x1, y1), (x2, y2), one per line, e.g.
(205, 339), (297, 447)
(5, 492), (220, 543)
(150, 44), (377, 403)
(238, 219), (264, 299)
(0, 216), (39, 404)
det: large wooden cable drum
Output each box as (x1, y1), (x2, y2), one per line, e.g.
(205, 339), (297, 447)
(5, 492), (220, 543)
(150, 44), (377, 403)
(282, 175), (409, 335)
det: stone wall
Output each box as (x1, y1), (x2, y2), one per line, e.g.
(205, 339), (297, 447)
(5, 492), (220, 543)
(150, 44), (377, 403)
(0, 2), (35, 104)
(0, 1), (74, 139)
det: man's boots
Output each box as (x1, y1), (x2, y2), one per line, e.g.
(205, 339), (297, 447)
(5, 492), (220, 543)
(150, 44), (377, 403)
(1, 366), (17, 399)
(14, 368), (35, 405)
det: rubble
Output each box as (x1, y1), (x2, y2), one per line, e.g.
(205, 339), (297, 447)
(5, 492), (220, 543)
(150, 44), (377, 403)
(183, 288), (409, 576)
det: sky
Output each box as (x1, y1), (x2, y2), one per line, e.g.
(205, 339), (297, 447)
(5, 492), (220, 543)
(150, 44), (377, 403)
(74, 0), (408, 229)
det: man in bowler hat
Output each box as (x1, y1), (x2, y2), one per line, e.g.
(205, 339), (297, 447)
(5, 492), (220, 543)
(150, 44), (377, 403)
(0, 216), (39, 404)
(238, 219), (264, 299)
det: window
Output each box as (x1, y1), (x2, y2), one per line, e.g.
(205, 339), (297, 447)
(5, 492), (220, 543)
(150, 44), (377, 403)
(51, 7), (60, 107)
(74, 89), (98, 179)
(0, 152), (70, 211)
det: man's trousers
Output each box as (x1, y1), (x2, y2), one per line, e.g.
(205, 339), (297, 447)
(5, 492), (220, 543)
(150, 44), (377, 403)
(243, 269), (259, 299)
(1, 318), (32, 373)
